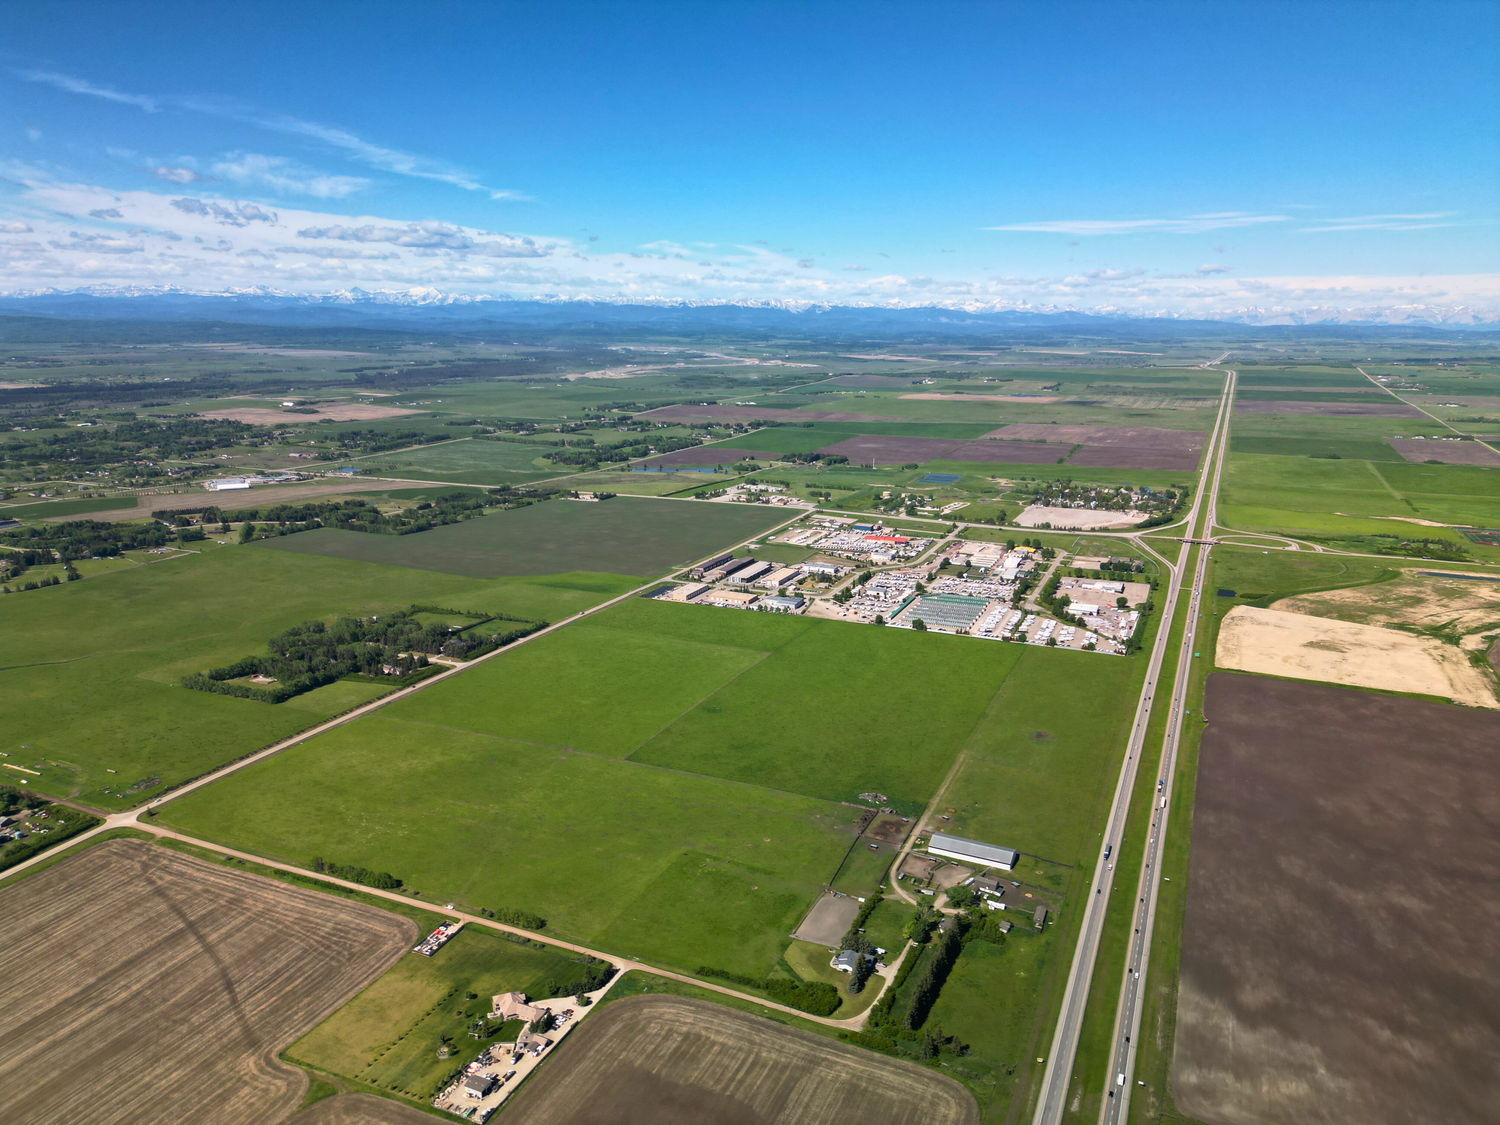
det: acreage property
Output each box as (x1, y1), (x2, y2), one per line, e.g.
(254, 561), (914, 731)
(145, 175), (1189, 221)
(0, 838), (412, 1125)
(502, 994), (979, 1125)
(1175, 674), (1500, 1125)
(260, 495), (788, 578)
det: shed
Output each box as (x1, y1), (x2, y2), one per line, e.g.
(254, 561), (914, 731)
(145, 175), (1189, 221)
(926, 832), (1020, 871)
(464, 1073), (496, 1098)
(1033, 905), (1048, 929)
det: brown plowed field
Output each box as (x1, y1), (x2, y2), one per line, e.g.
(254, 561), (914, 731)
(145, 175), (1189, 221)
(503, 994), (978, 1125)
(816, 435), (965, 463)
(948, 440), (1070, 464)
(0, 839), (414, 1125)
(1233, 400), (1423, 417)
(1387, 438), (1500, 466)
(1174, 674), (1500, 1125)
(638, 405), (897, 423)
(285, 1093), (433, 1124)
(982, 423), (1203, 469)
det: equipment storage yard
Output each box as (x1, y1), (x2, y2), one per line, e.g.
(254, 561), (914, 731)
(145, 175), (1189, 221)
(0, 838), (414, 1125)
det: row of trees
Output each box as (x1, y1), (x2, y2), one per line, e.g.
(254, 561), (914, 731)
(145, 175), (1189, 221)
(310, 857), (402, 889)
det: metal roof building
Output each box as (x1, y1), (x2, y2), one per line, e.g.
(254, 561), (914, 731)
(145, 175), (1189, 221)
(926, 832), (1019, 871)
(894, 593), (992, 632)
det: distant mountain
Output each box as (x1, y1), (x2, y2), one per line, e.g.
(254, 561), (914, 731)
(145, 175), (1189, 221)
(0, 285), (1495, 337)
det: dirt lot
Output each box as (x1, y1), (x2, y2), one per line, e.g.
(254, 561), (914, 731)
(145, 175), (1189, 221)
(865, 812), (915, 844)
(1014, 505), (1149, 530)
(1275, 568), (1500, 652)
(1233, 399), (1423, 417)
(0, 839), (413, 1125)
(56, 478), (400, 522)
(638, 405), (898, 423)
(643, 446), (780, 466)
(792, 892), (861, 945)
(1215, 604), (1496, 707)
(200, 404), (421, 425)
(1174, 673), (1500, 1125)
(502, 994), (979, 1125)
(1387, 438), (1500, 466)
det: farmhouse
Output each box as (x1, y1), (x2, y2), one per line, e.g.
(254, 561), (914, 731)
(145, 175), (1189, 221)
(926, 832), (1019, 871)
(492, 991), (545, 1024)
(831, 949), (876, 973)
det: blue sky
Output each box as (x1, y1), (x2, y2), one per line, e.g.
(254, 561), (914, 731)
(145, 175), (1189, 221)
(2, 0), (1496, 318)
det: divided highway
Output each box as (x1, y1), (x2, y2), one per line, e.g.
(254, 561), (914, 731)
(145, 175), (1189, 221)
(1030, 368), (1236, 1125)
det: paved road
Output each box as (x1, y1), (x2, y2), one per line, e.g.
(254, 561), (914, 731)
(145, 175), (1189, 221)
(1099, 369), (1234, 1124)
(1029, 369), (1236, 1125)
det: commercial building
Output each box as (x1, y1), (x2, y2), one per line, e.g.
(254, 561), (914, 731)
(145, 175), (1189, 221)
(730, 560), (774, 584)
(893, 593), (993, 632)
(692, 552), (734, 578)
(759, 595), (804, 612)
(926, 832), (1019, 871)
(662, 582), (709, 602)
(203, 477), (251, 492)
(464, 1074), (496, 1099)
(708, 589), (759, 607)
(762, 566), (801, 588)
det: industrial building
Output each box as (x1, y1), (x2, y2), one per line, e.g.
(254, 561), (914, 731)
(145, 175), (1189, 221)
(926, 832), (1019, 871)
(893, 593), (992, 632)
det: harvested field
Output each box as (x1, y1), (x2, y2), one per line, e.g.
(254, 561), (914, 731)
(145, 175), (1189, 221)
(1275, 568), (1500, 651)
(200, 403), (420, 424)
(1013, 505), (1149, 530)
(1175, 673), (1500, 1125)
(503, 994), (979, 1125)
(1387, 438), (1500, 466)
(815, 434), (965, 463)
(0, 839), (413, 1125)
(948, 440), (1069, 464)
(643, 446), (780, 466)
(791, 892), (860, 945)
(58, 478), (398, 522)
(638, 405), (898, 423)
(285, 1093), (432, 1125)
(1233, 399), (1423, 417)
(983, 423), (1203, 470)
(1215, 604), (1497, 707)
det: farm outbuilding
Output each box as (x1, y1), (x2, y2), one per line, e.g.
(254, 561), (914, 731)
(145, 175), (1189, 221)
(926, 832), (1019, 871)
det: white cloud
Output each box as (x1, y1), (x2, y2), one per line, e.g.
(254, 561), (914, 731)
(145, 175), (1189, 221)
(1, 221), (35, 234)
(211, 153), (366, 199)
(171, 198), (279, 226)
(1300, 212), (1458, 232)
(1196, 263), (1231, 275)
(297, 221), (548, 257)
(18, 68), (517, 200)
(842, 264), (868, 271)
(152, 166), (218, 185)
(88, 207), (123, 220)
(26, 127), (42, 141)
(20, 70), (158, 111)
(989, 212), (1289, 235)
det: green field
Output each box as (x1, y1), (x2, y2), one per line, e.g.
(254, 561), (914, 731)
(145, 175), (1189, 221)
(0, 495), (139, 519)
(1228, 434), (1403, 461)
(289, 925), (585, 1101)
(261, 495), (789, 577)
(357, 437), (561, 484)
(156, 597), (1146, 982)
(0, 544), (633, 808)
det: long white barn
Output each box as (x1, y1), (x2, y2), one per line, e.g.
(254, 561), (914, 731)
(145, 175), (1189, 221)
(926, 832), (1019, 871)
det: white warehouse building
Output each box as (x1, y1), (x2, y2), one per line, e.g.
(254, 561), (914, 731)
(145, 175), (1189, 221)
(926, 832), (1020, 871)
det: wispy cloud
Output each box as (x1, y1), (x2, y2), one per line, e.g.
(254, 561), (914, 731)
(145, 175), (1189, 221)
(212, 153), (365, 199)
(988, 212), (1289, 235)
(152, 165), (218, 185)
(18, 69), (518, 200)
(1196, 263), (1231, 275)
(1300, 212), (1457, 232)
(21, 69), (158, 111)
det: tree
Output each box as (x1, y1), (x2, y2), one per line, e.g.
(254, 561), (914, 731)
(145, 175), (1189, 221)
(1117, 596), (1129, 609)
(530, 1009), (556, 1034)
(945, 885), (974, 908)
(847, 954), (874, 994)
(238, 521), (256, 544)
(574, 990), (592, 1006)
(912, 618), (927, 632)
(873, 614), (885, 626)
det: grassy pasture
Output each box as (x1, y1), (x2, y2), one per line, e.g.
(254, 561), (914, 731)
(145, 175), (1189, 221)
(0, 495), (138, 519)
(0, 544), (629, 808)
(356, 437), (558, 484)
(259, 495), (789, 577)
(1229, 435), (1403, 461)
(1219, 452), (1500, 538)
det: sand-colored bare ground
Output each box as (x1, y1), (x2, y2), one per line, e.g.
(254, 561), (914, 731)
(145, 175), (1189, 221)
(1215, 605), (1497, 708)
(53, 478), (403, 522)
(0, 839), (413, 1125)
(200, 403), (420, 424)
(1275, 570), (1500, 649)
(1014, 505), (1149, 530)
